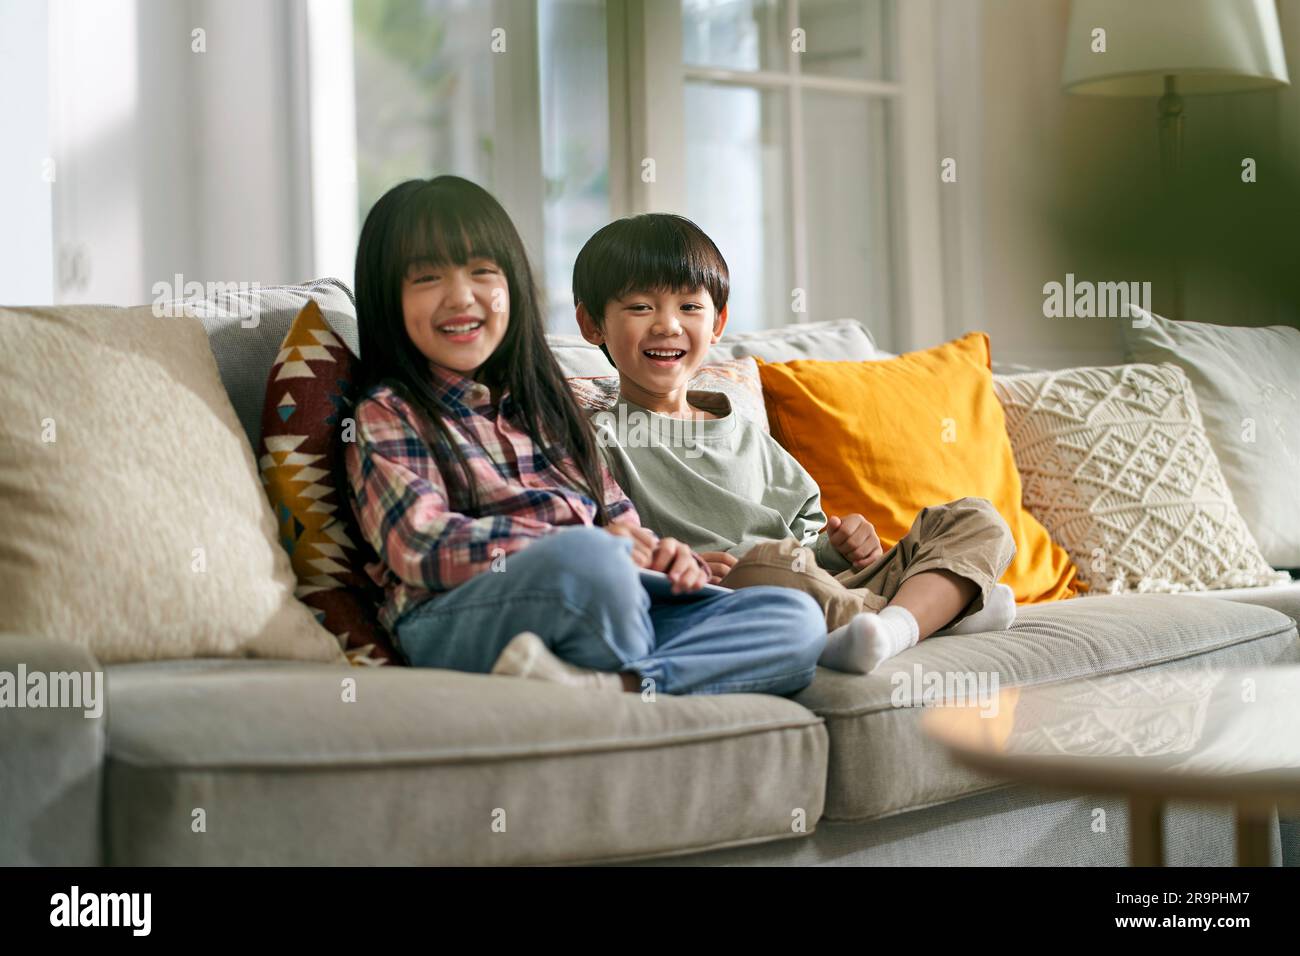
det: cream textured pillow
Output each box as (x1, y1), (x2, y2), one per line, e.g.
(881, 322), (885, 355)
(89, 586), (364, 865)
(0, 305), (348, 664)
(993, 363), (1289, 595)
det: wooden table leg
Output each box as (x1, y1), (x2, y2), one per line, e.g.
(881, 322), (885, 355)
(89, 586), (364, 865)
(1235, 806), (1273, 866)
(1129, 795), (1164, 866)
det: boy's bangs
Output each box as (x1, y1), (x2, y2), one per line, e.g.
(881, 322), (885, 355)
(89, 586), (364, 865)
(573, 214), (730, 317)
(611, 239), (721, 301)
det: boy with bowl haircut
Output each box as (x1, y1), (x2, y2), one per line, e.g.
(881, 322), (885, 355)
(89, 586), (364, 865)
(572, 213), (1019, 673)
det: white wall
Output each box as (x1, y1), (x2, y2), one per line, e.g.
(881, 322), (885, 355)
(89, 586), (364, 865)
(0, 0), (55, 304)
(939, 0), (1300, 370)
(1177, 0), (1300, 330)
(943, 0), (1147, 368)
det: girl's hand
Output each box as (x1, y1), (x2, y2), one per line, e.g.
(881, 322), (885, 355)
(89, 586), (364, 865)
(649, 538), (709, 593)
(697, 550), (738, 585)
(603, 523), (658, 568)
(827, 514), (883, 570)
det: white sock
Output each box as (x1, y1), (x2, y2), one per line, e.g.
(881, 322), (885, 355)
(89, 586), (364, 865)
(933, 583), (1017, 636)
(819, 605), (920, 674)
(490, 632), (625, 692)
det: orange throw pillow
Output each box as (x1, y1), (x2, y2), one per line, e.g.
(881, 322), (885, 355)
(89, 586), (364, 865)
(757, 332), (1085, 604)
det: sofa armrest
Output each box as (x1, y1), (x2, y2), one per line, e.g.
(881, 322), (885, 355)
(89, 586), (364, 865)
(0, 634), (105, 865)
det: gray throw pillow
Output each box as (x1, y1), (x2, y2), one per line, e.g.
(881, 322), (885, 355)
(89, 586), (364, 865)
(1125, 312), (1300, 568)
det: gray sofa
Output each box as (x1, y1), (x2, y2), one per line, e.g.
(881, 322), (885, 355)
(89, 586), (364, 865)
(4, 279), (1298, 866)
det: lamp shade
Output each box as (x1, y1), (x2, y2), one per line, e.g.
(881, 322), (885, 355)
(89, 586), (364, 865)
(1063, 0), (1289, 96)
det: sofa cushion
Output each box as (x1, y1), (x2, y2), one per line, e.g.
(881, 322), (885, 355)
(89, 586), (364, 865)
(1182, 578), (1300, 629)
(256, 300), (398, 667)
(101, 664), (828, 865)
(0, 304), (348, 666)
(793, 592), (1299, 822)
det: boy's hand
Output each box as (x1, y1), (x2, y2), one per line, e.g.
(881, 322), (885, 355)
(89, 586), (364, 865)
(827, 514), (883, 570)
(603, 523), (658, 568)
(648, 538), (709, 593)
(697, 551), (738, 585)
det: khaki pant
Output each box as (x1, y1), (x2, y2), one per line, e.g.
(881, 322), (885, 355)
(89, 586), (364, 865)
(720, 497), (1017, 631)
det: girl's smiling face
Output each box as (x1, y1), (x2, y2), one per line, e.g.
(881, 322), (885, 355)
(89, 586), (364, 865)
(402, 257), (510, 375)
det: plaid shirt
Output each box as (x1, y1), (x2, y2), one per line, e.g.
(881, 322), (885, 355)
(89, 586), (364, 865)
(344, 364), (641, 633)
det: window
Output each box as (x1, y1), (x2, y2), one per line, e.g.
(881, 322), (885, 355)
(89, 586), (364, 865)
(679, 0), (898, 334)
(349, 0), (610, 328)
(538, 0), (611, 327)
(352, 0), (497, 220)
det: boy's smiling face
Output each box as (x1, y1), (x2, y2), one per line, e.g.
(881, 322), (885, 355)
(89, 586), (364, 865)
(577, 287), (728, 415)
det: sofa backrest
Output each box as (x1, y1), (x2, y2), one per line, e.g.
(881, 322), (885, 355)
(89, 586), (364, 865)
(547, 319), (882, 377)
(195, 277), (885, 452)
(190, 278), (358, 450)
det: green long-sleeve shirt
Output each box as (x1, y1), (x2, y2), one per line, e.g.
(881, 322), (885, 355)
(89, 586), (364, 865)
(589, 391), (851, 573)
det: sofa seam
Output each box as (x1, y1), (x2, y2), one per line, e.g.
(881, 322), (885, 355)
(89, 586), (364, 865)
(105, 714), (829, 771)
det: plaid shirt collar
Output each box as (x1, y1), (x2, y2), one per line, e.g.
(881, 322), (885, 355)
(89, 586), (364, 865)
(426, 361), (500, 413)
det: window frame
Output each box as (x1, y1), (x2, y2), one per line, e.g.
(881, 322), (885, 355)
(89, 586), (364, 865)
(607, 0), (946, 350)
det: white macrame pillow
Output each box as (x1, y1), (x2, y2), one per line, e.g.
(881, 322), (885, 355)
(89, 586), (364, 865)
(993, 363), (1289, 595)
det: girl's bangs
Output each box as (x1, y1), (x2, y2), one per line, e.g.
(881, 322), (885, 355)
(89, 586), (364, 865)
(396, 188), (511, 275)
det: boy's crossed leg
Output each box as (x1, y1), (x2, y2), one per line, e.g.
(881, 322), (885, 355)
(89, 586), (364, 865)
(720, 497), (1018, 673)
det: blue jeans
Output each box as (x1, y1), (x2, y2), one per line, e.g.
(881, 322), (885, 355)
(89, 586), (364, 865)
(393, 527), (826, 696)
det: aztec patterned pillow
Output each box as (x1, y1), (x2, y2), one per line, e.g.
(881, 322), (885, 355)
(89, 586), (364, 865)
(993, 362), (1289, 595)
(257, 300), (399, 666)
(566, 357), (770, 432)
